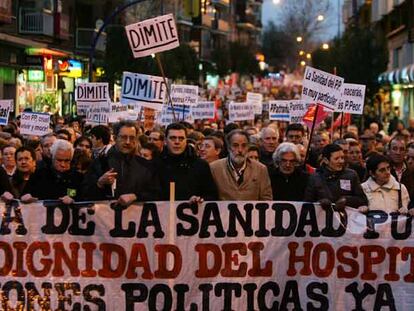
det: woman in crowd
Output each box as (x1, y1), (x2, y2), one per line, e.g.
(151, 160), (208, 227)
(361, 153), (412, 214)
(304, 144), (368, 210)
(1, 145), (16, 177)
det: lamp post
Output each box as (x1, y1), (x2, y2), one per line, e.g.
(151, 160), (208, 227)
(88, 0), (148, 82)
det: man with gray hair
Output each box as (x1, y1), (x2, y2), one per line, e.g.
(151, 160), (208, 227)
(32, 139), (83, 202)
(259, 127), (279, 167)
(210, 129), (272, 200)
(268, 142), (309, 201)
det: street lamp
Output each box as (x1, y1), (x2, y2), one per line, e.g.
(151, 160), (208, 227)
(272, 0), (281, 4)
(322, 43), (329, 50)
(306, 53), (311, 59)
(317, 14), (324, 22)
(299, 50), (305, 56)
(296, 36), (303, 43)
(300, 61), (306, 66)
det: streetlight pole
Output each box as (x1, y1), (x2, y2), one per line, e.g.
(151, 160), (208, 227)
(88, 0), (148, 82)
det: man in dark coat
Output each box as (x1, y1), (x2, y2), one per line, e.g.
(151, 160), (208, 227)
(156, 122), (218, 201)
(83, 121), (160, 205)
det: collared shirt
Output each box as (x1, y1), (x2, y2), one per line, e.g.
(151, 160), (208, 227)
(227, 157), (247, 185)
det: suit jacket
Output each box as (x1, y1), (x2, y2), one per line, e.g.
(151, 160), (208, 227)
(210, 158), (272, 201)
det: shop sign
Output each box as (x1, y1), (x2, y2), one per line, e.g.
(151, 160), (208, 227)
(27, 70), (45, 82)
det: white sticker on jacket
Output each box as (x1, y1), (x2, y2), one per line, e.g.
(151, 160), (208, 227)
(340, 179), (351, 191)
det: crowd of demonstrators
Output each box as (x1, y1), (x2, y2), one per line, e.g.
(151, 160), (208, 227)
(0, 110), (413, 215)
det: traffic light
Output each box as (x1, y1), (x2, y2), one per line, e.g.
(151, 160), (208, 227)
(184, 0), (200, 18)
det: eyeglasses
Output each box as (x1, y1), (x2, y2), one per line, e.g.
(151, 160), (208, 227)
(168, 136), (185, 142)
(118, 135), (137, 142)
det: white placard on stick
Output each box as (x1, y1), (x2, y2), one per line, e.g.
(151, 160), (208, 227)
(301, 66), (344, 111)
(86, 101), (110, 125)
(289, 100), (306, 124)
(336, 83), (366, 115)
(0, 100), (12, 125)
(268, 100), (290, 121)
(246, 92), (263, 115)
(120, 72), (167, 111)
(171, 84), (198, 106)
(160, 104), (193, 126)
(75, 83), (109, 102)
(77, 102), (90, 116)
(228, 102), (254, 121)
(192, 101), (215, 120)
(20, 112), (50, 136)
(125, 13), (180, 58)
(108, 102), (139, 123)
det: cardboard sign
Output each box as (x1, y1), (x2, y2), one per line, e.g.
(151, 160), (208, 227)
(120, 72), (167, 111)
(336, 83), (366, 115)
(0, 100), (12, 125)
(86, 101), (110, 125)
(302, 66), (344, 111)
(75, 82), (109, 102)
(246, 92), (263, 115)
(20, 112), (50, 136)
(228, 102), (254, 121)
(289, 100), (307, 124)
(268, 100), (290, 121)
(160, 104), (193, 125)
(125, 13), (180, 58)
(76, 102), (90, 116)
(108, 102), (139, 123)
(192, 101), (215, 120)
(171, 84), (198, 106)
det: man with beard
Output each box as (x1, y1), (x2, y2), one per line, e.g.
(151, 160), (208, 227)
(210, 129), (272, 200)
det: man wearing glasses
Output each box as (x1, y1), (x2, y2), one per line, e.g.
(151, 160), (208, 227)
(83, 120), (160, 205)
(155, 122), (217, 202)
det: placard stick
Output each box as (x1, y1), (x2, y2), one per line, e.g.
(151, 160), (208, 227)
(304, 104), (320, 165)
(155, 54), (177, 122)
(339, 111), (344, 138)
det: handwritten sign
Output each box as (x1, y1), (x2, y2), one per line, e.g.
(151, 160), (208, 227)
(75, 82), (109, 102)
(108, 102), (138, 123)
(302, 66), (344, 111)
(192, 101), (215, 120)
(160, 104), (193, 125)
(246, 92), (263, 114)
(120, 72), (167, 111)
(125, 13), (180, 58)
(86, 101), (110, 125)
(0, 100), (12, 125)
(289, 100), (307, 124)
(20, 112), (50, 136)
(228, 102), (254, 121)
(336, 83), (366, 115)
(171, 84), (198, 105)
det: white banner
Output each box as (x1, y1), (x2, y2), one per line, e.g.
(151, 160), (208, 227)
(171, 84), (198, 106)
(268, 100), (290, 121)
(246, 92), (263, 115)
(0, 100), (12, 125)
(75, 82), (110, 102)
(192, 101), (215, 120)
(125, 13), (180, 58)
(336, 83), (366, 114)
(20, 112), (50, 136)
(228, 102), (254, 121)
(302, 66), (344, 111)
(289, 100), (307, 124)
(1, 201), (413, 310)
(120, 72), (167, 111)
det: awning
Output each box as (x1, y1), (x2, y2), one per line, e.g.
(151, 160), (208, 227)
(378, 64), (414, 85)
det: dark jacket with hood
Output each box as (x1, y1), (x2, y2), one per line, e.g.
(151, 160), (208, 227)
(304, 165), (368, 208)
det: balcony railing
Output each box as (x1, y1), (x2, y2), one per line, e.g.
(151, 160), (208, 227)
(19, 8), (54, 36)
(76, 28), (107, 53)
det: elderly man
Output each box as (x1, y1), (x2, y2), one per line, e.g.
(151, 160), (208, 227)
(32, 139), (83, 202)
(268, 142), (309, 201)
(259, 127), (279, 167)
(83, 120), (160, 205)
(210, 129), (272, 200)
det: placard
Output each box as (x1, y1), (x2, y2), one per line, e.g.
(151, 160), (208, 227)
(86, 101), (110, 125)
(302, 66), (344, 111)
(75, 82), (109, 102)
(0, 100), (12, 125)
(336, 83), (366, 115)
(246, 92), (263, 115)
(160, 104), (193, 125)
(171, 84), (198, 105)
(120, 72), (167, 111)
(268, 100), (290, 121)
(192, 101), (215, 120)
(108, 102), (139, 123)
(20, 112), (50, 136)
(228, 102), (254, 121)
(125, 13), (180, 58)
(289, 100), (306, 124)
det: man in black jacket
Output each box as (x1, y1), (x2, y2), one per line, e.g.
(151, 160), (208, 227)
(83, 121), (160, 205)
(156, 122), (218, 202)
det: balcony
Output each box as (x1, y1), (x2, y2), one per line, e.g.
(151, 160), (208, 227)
(18, 8), (54, 36)
(76, 28), (107, 53)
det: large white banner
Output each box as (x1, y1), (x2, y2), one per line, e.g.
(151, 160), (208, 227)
(302, 66), (344, 111)
(125, 14), (180, 58)
(1, 200), (413, 310)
